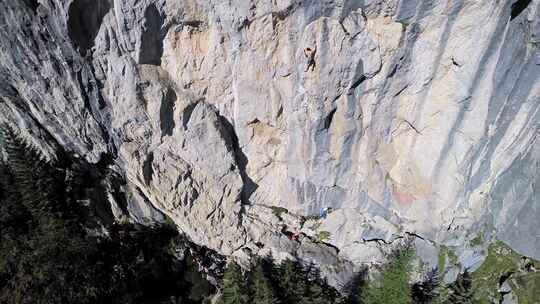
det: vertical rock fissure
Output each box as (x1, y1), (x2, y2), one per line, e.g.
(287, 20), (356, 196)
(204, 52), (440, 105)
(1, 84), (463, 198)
(143, 152), (154, 185)
(76, 68), (117, 157)
(324, 108), (337, 130)
(139, 4), (166, 65)
(160, 88), (176, 137)
(182, 102), (199, 130)
(217, 114), (258, 205)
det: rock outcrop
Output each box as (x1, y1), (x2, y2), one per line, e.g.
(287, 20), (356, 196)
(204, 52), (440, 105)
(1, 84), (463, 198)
(1, 0), (539, 287)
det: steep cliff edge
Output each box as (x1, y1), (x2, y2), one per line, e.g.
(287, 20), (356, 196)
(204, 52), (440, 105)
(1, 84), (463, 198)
(0, 0), (538, 288)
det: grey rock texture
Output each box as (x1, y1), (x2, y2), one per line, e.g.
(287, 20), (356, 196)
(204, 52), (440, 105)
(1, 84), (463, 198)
(0, 0), (539, 287)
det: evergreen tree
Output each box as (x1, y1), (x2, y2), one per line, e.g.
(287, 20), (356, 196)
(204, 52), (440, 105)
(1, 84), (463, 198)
(0, 125), (98, 303)
(0, 124), (205, 303)
(302, 264), (338, 304)
(446, 269), (474, 304)
(0, 160), (30, 237)
(0, 125), (64, 218)
(250, 260), (277, 304)
(304, 280), (326, 304)
(223, 261), (248, 304)
(412, 268), (440, 304)
(278, 259), (307, 303)
(271, 259), (341, 304)
(363, 247), (414, 304)
(339, 269), (367, 304)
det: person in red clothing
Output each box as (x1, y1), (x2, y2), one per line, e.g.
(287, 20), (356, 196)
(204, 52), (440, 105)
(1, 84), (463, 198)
(292, 228), (301, 242)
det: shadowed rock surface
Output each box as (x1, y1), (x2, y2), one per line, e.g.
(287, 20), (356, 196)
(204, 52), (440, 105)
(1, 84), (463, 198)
(0, 0), (538, 288)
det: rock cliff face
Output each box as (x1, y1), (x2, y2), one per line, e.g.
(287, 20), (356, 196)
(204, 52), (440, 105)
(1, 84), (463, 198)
(1, 0), (539, 287)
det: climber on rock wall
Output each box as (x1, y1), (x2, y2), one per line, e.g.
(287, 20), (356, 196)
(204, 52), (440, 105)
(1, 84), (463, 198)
(292, 228), (301, 242)
(320, 207), (333, 219)
(304, 46), (317, 72)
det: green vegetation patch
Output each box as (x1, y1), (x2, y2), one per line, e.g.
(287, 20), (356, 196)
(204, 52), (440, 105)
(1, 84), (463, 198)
(469, 235), (483, 247)
(317, 231), (331, 242)
(472, 240), (540, 304)
(438, 245), (459, 271)
(0, 124), (214, 303)
(220, 258), (340, 304)
(163, 214), (177, 228)
(438, 250), (446, 272)
(300, 214), (322, 230)
(363, 247), (415, 304)
(303, 214), (321, 222)
(448, 248), (459, 265)
(512, 272), (540, 303)
(269, 206), (288, 220)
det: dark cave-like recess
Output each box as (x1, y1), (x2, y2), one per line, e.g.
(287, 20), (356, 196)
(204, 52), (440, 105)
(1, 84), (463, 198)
(139, 4), (165, 65)
(324, 108), (337, 130)
(23, 0), (39, 12)
(143, 152), (154, 185)
(67, 0), (111, 56)
(510, 0), (532, 20)
(160, 88), (176, 137)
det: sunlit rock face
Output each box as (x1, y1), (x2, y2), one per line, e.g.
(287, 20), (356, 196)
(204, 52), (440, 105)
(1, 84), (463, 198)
(0, 0), (538, 287)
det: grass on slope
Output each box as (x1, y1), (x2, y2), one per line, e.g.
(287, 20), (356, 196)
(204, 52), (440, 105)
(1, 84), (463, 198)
(472, 240), (540, 304)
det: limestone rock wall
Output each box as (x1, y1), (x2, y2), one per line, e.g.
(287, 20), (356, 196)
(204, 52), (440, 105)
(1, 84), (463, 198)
(0, 0), (538, 287)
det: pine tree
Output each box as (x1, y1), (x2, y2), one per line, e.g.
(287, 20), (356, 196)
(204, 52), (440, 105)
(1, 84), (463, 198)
(0, 124), (205, 303)
(278, 259), (307, 303)
(0, 161), (30, 236)
(447, 269), (474, 304)
(250, 261), (277, 304)
(302, 264), (337, 304)
(304, 284), (321, 304)
(223, 261), (249, 304)
(0, 125), (63, 217)
(338, 268), (367, 304)
(363, 247), (414, 304)
(0, 124), (98, 304)
(412, 268), (440, 304)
